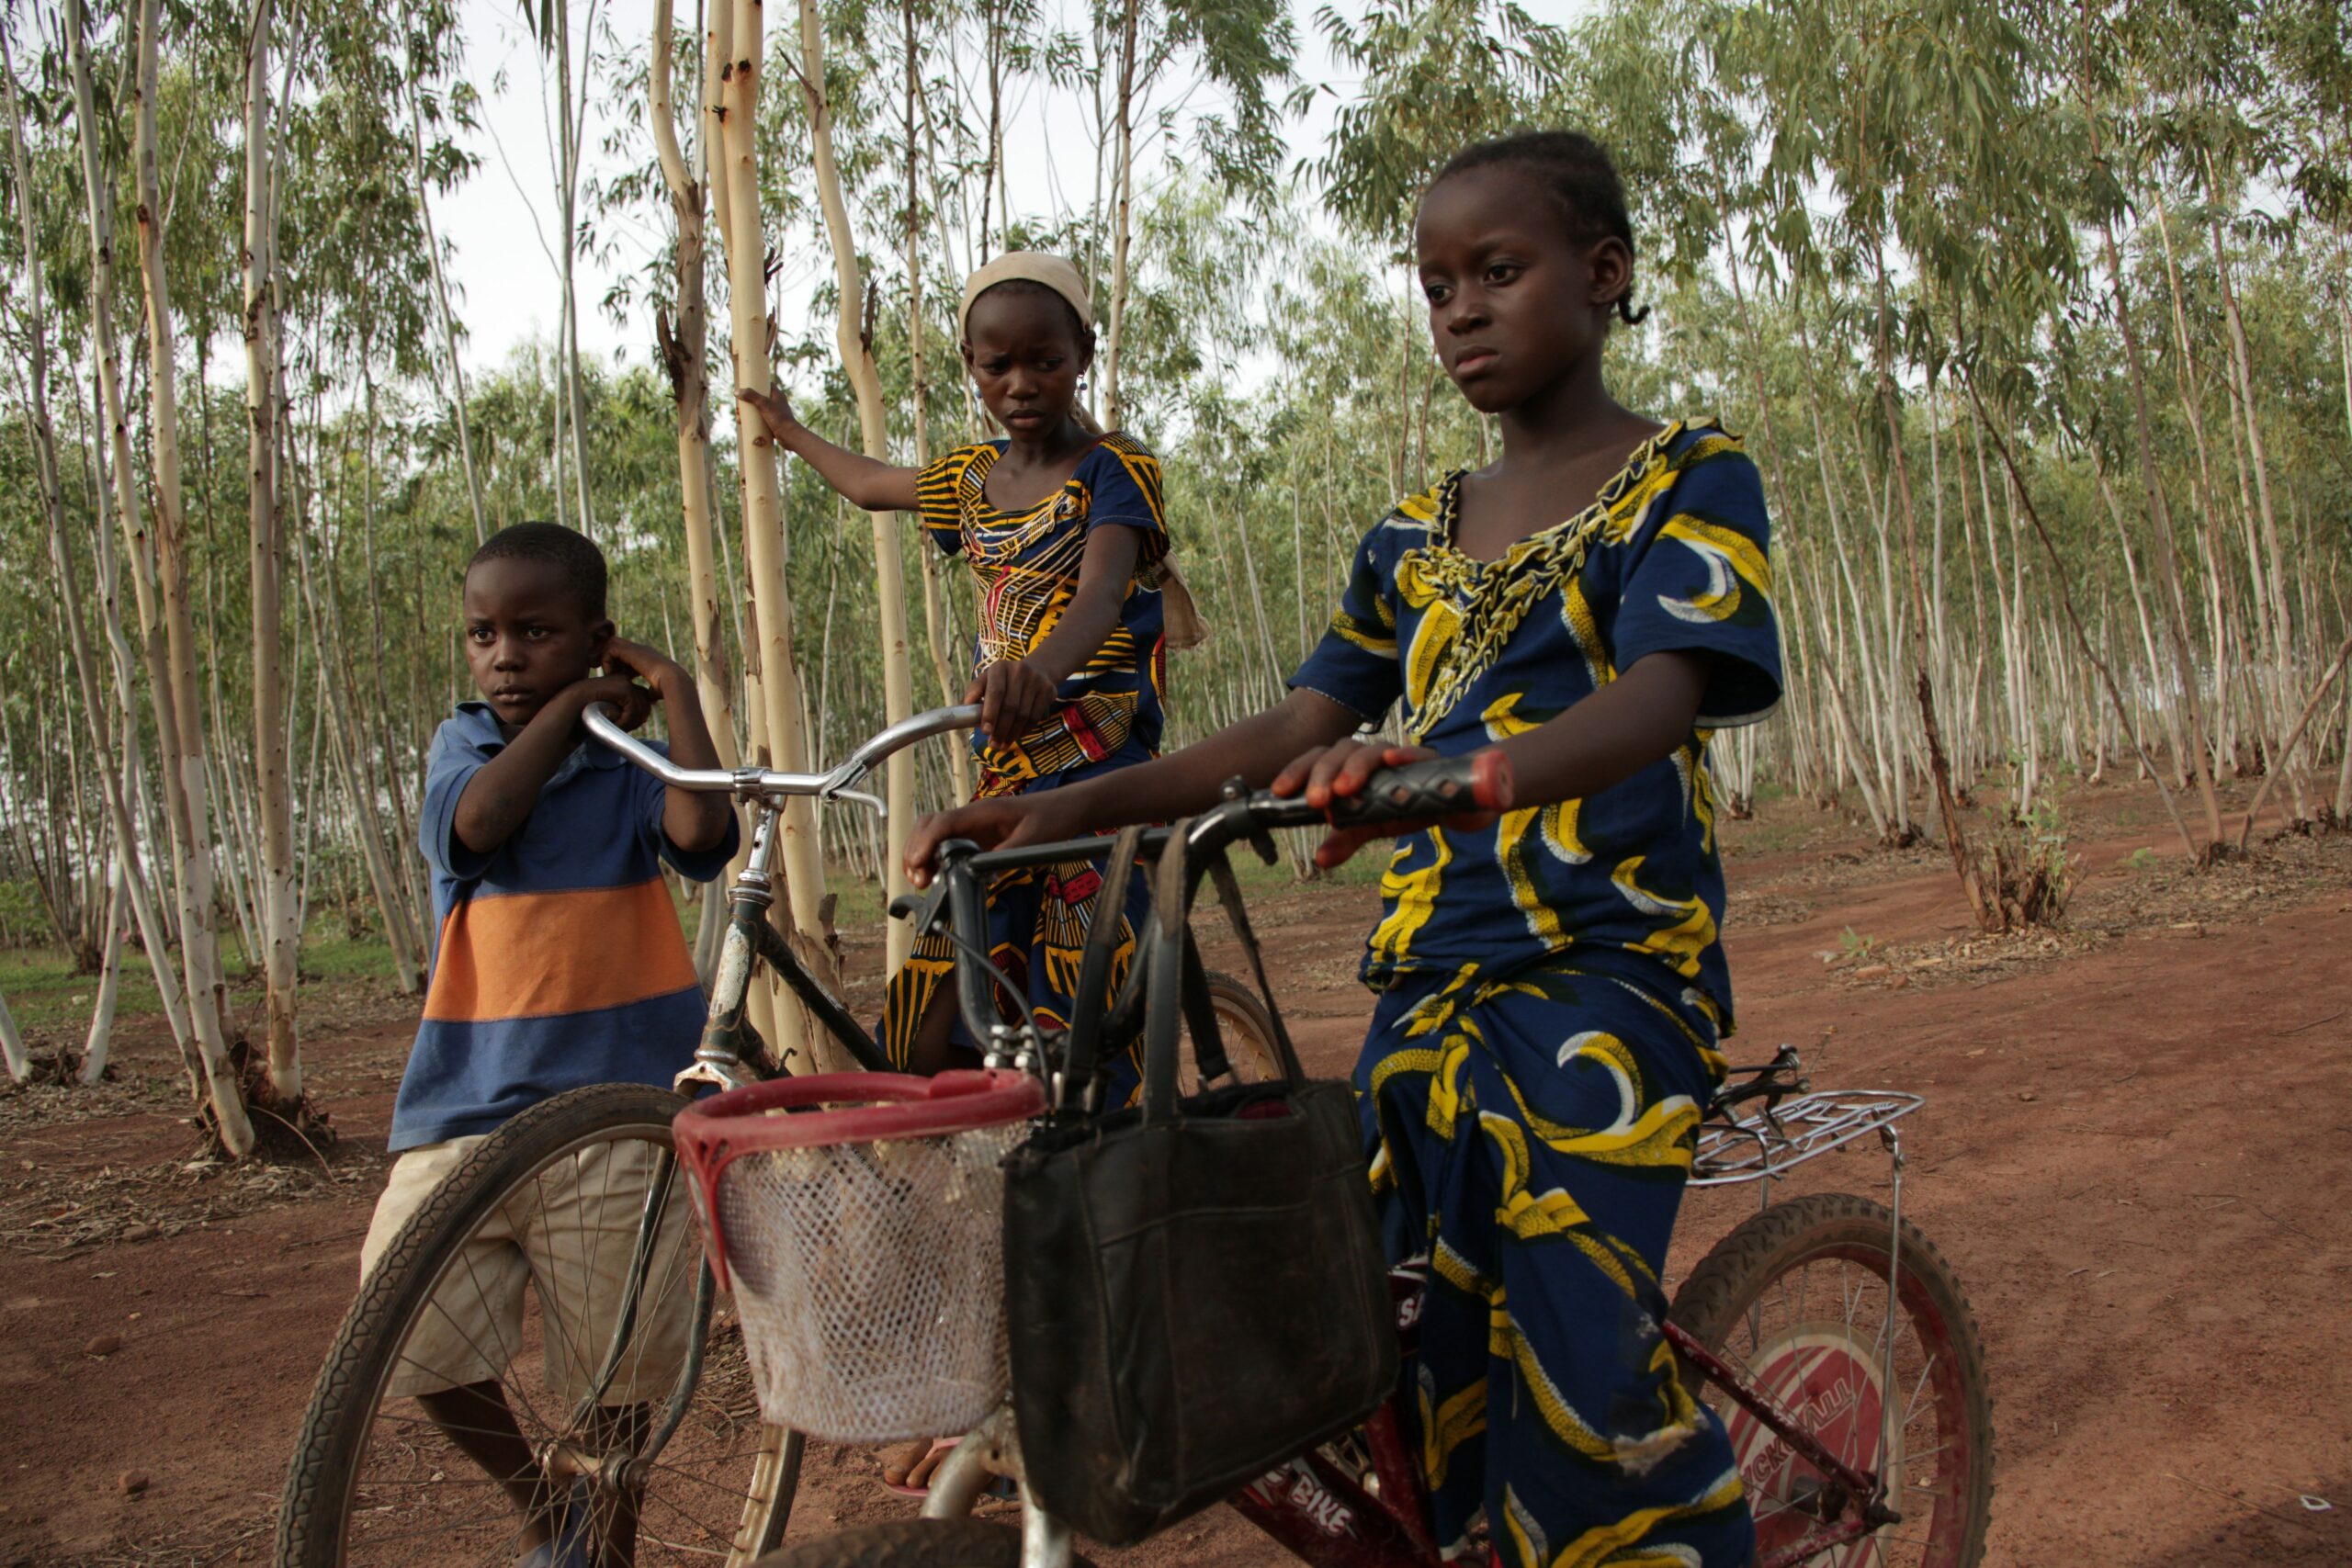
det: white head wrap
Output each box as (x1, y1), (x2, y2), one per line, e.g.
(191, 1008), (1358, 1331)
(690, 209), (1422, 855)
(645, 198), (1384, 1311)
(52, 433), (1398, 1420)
(957, 252), (1094, 342)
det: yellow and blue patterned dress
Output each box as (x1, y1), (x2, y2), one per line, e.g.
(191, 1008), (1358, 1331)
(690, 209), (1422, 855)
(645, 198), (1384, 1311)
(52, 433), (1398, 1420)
(1288, 419), (1780, 1567)
(881, 434), (1172, 1080)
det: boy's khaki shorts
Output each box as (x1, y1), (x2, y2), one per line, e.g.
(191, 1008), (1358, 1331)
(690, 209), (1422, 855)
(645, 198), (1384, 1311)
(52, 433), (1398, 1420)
(359, 1134), (698, 1404)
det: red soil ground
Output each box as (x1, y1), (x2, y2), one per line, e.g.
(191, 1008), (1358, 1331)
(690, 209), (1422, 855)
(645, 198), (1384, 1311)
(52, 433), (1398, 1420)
(2, 775), (2346, 1566)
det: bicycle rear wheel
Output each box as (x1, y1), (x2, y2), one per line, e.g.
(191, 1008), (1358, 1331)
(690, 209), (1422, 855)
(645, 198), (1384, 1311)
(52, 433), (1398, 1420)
(1668, 1191), (1994, 1568)
(279, 1083), (800, 1567)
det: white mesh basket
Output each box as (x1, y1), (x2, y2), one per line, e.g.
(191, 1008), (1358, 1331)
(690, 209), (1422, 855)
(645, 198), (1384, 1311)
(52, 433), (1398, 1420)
(673, 1069), (1046, 1443)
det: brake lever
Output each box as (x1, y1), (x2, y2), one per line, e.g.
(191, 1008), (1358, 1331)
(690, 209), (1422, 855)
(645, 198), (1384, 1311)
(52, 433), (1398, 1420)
(823, 786), (888, 818)
(1216, 776), (1282, 867)
(888, 878), (955, 937)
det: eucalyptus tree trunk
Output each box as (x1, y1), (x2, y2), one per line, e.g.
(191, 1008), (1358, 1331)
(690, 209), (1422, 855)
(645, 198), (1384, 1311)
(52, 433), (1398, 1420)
(8, 32), (194, 1085)
(652, 0), (746, 981)
(82, 863), (129, 1084)
(1101, 0), (1140, 427)
(1870, 245), (1985, 926)
(796, 0), (918, 968)
(699, 0), (777, 1038)
(0, 986), (25, 1085)
(903, 0), (970, 807)
(2204, 186), (2304, 815)
(70, 0), (254, 1154)
(1968, 383), (2201, 863)
(650, 0), (741, 769)
(716, 0), (835, 1065)
(409, 88), (489, 545)
(555, 0), (596, 538)
(242, 0), (302, 1103)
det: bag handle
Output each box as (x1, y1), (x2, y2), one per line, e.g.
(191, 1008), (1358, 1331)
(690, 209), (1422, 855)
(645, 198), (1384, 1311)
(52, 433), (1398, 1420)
(1141, 823), (1194, 1124)
(1178, 931), (1230, 1084)
(1204, 852), (1306, 1086)
(1141, 825), (1313, 1124)
(1060, 822), (1147, 1104)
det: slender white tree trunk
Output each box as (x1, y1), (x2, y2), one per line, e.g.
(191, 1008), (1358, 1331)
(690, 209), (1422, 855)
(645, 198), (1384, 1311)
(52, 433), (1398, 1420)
(242, 0), (300, 1103)
(0, 985), (25, 1085)
(82, 860), (129, 1085)
(1101, 0), (1139, 428)
(796, 0), (917, 969)
(556, 0), (597, 538)
(651, 0), (741, 773)
(70, 0), (254, 1153)
(409, 89), (489, 545)
(717, 0), (839, 1066)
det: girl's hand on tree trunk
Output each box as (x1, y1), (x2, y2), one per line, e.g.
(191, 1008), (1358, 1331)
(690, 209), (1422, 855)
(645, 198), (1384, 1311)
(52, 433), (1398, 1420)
(736, 386), (800, 446)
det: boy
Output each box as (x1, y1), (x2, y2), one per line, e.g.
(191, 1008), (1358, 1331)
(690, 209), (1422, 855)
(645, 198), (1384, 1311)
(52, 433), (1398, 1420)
(358, 522), (736, 1566)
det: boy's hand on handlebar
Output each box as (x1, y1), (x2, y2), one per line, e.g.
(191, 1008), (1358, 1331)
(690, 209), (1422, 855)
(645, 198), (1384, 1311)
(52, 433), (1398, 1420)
(1273, 740), (1508, 870)
(965, 658), (1057, 749)
(903, 792), (1081, 888)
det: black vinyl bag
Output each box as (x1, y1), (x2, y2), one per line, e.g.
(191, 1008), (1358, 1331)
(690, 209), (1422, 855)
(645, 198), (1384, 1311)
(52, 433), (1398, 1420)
(1001, 826), (1398, 1547)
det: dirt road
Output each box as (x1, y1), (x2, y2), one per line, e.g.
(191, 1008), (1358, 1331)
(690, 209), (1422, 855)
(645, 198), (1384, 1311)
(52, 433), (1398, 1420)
(3, 779), (2346, 1566)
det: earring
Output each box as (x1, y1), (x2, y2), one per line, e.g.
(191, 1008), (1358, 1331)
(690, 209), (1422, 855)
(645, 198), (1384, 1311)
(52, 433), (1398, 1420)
(1077, 374), (1090, 391)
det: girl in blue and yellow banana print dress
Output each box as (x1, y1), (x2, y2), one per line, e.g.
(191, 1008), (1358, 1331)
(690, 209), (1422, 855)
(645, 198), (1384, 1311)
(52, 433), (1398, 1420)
(909, 131), (1779, 1566)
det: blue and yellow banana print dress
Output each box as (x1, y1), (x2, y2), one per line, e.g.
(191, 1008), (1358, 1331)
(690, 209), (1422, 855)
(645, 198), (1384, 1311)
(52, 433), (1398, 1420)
(1287, 419), (1781, 1567)
(881, 434), (1172, 1079)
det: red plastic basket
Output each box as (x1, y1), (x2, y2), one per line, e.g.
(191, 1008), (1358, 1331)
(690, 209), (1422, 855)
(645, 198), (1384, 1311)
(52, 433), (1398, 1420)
(671, 1070), (1046, 1441)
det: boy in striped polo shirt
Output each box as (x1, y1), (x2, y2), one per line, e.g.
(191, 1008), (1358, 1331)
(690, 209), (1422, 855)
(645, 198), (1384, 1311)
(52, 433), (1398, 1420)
(358, 522), (735, 1566)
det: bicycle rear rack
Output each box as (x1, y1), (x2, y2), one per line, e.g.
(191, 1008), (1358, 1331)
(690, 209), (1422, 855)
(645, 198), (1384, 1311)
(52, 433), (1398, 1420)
(1690, 1089), (1922, 1187)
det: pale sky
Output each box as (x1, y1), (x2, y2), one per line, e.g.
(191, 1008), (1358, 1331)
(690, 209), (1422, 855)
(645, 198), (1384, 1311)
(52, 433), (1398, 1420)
(434, 0), (1594, 377)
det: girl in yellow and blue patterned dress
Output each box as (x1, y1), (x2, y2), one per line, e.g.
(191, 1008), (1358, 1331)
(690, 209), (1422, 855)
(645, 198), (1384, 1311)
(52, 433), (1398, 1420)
(741, 253), (1185, 1088)
(909, 133), (1776, 1565)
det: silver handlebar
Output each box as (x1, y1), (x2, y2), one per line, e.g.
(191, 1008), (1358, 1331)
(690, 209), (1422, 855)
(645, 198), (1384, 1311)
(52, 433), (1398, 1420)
(582, 701), (980, 818)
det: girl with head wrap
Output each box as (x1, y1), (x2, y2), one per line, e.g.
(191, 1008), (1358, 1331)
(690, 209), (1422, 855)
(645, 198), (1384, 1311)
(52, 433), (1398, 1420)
(740, 252), (1195, 1091)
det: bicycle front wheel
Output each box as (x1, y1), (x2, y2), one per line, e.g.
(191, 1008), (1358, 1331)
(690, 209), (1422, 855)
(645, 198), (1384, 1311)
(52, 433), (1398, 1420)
(279, 1083), (800, 1567)
(1191, 970), (1283, 1086)
(1668, 1191), (1994, 1568)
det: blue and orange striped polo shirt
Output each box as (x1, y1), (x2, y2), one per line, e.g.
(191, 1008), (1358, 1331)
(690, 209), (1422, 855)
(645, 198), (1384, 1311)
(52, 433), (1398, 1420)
(389, 702), (738, 1151)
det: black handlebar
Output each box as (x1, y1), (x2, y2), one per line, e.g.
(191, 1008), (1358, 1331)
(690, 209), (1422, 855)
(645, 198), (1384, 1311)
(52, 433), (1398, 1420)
(903, 749), (1515, 1061)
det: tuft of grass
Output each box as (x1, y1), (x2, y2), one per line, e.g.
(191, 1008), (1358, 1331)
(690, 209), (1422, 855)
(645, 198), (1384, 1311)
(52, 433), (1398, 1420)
(0, 917), (407, 1040)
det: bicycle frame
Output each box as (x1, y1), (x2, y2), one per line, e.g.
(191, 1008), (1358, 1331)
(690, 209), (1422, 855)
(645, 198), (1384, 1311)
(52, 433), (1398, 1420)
(917, 795), (1928, 1568)
(681, 803), (892, 1094)
(587, 717), (1937, 1567)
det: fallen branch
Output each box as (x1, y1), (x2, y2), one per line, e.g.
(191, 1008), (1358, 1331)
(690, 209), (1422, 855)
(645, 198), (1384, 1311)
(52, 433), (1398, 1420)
(2234, 630), (2352, 851)
(1962, 373), (2204, 865)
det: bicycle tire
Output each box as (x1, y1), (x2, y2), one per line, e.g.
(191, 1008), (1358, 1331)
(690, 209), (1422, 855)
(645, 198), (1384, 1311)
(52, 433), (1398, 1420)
(1197, 970), (1282, 1084)
(750, 1519), (1096, 1568)
(278, 1082), (801, 1567)
(1668, 1191), (1994, 1568)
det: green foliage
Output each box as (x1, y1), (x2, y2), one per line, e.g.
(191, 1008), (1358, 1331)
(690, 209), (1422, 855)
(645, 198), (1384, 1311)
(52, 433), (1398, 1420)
(3, 0), (2348, 1035)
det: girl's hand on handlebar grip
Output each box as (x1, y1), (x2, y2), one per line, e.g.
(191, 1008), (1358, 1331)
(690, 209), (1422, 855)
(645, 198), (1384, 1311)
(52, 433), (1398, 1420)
(965, 658), (1057, 750)
(903, 792), (1080, 888)
(1272, 741), (1512, 869)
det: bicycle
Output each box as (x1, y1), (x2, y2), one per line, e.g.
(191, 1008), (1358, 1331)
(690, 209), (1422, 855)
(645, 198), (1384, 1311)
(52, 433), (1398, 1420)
(737, 764), (1995, 1568)
(277, 703), (1283, 1568)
